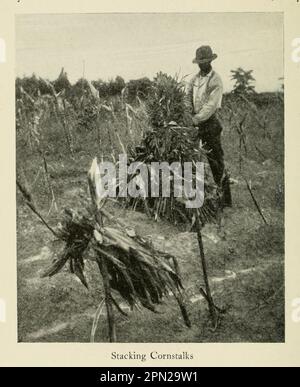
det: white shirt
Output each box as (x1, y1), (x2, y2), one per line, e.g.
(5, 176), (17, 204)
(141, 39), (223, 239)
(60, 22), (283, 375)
(186, 70), (223, 124)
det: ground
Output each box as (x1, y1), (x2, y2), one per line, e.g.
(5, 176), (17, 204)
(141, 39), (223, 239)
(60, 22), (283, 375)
(16, 93), (284, 343)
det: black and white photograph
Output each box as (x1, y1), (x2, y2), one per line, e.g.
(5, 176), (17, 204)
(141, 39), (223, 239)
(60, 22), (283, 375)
(16, 12), (284, 343)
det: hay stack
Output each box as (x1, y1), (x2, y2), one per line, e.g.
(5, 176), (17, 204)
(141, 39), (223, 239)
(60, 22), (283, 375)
(126, 72), (219, 225)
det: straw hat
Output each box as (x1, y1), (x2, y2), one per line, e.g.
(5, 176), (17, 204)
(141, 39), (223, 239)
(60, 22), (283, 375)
(192, 45), (218, 64)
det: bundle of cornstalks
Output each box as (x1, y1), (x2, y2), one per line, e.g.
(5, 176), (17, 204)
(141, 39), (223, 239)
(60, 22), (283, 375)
(126, 72), (219, 225)
(145, 72), (192, 128)
(17, 159), (191, 342)
(42, 206), (188, 316)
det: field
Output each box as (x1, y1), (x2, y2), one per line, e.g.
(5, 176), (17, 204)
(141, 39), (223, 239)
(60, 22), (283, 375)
(16, 81), (284, 343)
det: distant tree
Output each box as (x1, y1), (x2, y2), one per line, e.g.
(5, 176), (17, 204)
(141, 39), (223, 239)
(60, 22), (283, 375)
(92, 76), (126, 97)
(69, 78), (91, 99)
(38, 78), (53, 95)
(126, 77), (152, 101)
(92, 79), (108, 98)
(231, 67), (256, 94)
(112, 75), (126, 95)
(19, 73), (40, 97)
(15, 74), (53, 97)
(53, 67), (71, 94)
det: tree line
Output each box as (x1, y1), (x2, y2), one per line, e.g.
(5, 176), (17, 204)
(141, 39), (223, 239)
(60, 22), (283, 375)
(15, 68), (153, 102)
(16, 67), (283, 105)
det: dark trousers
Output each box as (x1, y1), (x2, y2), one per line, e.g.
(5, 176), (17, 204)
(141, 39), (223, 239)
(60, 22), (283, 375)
(197, 114), (232, 207)
(198, 114), (224, 186)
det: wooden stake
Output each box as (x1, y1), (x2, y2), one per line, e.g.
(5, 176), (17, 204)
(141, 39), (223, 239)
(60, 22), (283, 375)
(17, 179), (59, 239)
(96, 257), (117, 342)
(173, 292), (192, 328)
(244, 178), (268, 225)
(195, 210), (218, 328)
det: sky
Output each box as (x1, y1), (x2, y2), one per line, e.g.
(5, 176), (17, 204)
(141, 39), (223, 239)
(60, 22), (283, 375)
(16, 13), (284, 92)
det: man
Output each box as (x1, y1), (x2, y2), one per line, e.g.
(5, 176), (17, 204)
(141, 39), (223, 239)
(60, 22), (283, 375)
(186, 45), (232, 207)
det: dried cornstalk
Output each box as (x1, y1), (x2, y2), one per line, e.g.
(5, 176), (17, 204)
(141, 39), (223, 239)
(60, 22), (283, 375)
(23, 158), (191, 342)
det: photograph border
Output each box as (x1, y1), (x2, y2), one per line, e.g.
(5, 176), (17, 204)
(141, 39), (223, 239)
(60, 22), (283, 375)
(0, 0), (299, 367)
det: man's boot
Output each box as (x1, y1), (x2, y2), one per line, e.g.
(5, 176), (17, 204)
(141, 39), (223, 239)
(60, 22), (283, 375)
(221, 170), (232, 208)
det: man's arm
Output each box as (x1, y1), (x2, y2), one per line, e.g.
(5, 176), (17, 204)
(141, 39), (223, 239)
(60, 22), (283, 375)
(192, 77), (223, 124)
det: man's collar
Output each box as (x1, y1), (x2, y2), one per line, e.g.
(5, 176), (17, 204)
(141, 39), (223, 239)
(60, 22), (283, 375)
(198, 69), (213, 78)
